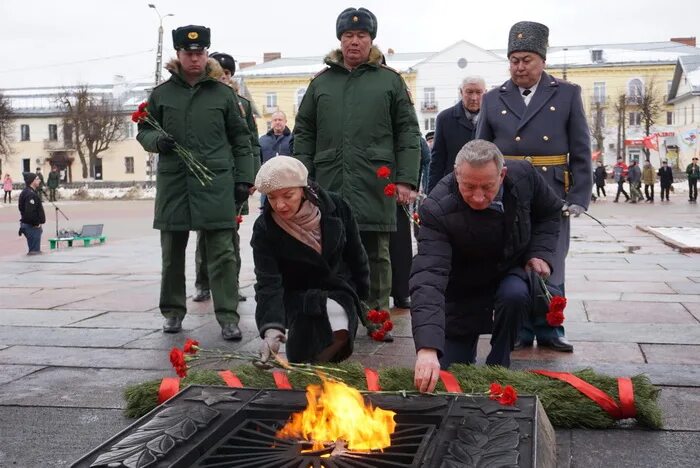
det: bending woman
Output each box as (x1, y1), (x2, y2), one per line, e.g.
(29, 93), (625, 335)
(252, 156), (369, 364)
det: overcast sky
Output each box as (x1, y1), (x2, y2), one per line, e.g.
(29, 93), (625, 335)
(1, 0), (698, 89)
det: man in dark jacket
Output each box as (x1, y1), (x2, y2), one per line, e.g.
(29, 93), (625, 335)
(18, 172), (46, 255)
(477, 21), (591, 352)
(47, 167), (60, 202)
(136, 25), (254, 340)
(658, 160), (673, 201)
(259, 111), (293, 164)
(411, 140), (562, 392)
(293, 8), (421, 335)
(428, 76), (485, 193)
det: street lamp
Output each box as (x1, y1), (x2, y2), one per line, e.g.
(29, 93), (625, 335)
(148, 3), (174, 85)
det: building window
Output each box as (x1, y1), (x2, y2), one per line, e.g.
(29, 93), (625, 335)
(48, 124), (58, 141)
(296, 88), (306, 107)
(629, 112), (641, 126)
(593, 82), (606, 104)
(424, 87), (435, 104)
(591, 49), (603, 62)
(20, 124), (30, 141)
(667, 111), (673, 125)
(667, 80), (673, 95)
(692, 104), (696, 123)
(628, 79), (643, 98)
(22, 158), (31, 172)
(266, 92), (277, 108)
(424, 118), (435, 131)
(266, 121), (272, 131)
(125, 121), (135, 139)
(125, 157), (134, 174)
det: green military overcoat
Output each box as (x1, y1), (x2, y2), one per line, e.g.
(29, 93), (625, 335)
(293, 46), (421, 232)
(137, 60), (253, 231)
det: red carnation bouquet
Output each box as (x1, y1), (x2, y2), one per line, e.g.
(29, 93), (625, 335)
(132, 102), (215, 186)
(366, 309), (394, 341)
(376, 165), (421, 226)
(537, 275), (567, 326)
(488, 382), (518, 406)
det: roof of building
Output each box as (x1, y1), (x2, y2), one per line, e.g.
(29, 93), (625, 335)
(667, 54), (700, 103)
(238, 41), (700, 78)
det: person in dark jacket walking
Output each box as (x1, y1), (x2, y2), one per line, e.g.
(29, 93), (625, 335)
(136, 25), (254, 341)
(613, 157), (630, 202)
(411, 141), (562, 392)
(18, 172), (46, 255)
(293, 8), (421, 340)
(687, 157), (699, 202)
(476, 21), (589, 352)
(658, 160), (673, 201)
(428, 77), (485, 193)
(627, 160), (643, 203)
(594, 160), (607, 198)
(47, 167), (60, 202)
(252, 157), (370, 364)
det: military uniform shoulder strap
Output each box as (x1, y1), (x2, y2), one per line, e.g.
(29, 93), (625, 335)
(380, 63), (402, 76)
(311, 66), (331, 81)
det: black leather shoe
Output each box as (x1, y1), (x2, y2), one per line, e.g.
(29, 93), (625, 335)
(192, 289), (211, 302)
(393, 297), (411, 309)
(163, 317), (183, 333)
(513, 338), (534, 350)
(221, 323), (242, 341)
(537, 337), (574, 352)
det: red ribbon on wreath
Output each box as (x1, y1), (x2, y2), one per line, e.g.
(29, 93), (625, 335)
(531, 370), (636, 419)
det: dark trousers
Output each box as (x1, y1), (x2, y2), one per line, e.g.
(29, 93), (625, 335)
(596, 185), (606, 197)
(660, 185), (671, 200)
(3, 190), (10, 203)
(689, 179), (698, 201)
(644, 184), (654, 201)
(160, 229), (239, 326)
(359, 231), (392, 311)
(389, 204), (412, 301)
(49, 188), (57, 202)
(21, 223), (42, 253)
(439, 274), (527, 369)
(615, 180), (629, 201)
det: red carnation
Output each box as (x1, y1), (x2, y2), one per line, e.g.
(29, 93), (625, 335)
(546, 309), (565, 326)
(183, 338), (199, 355)
(384, 183), (397, 197)
(236, 215), (243, 224)
(138, 101), (148, 112)
(549, 295), (567, 313)
(382, 320), (393, 332)
(378, 310), (390, 322)
(131, 110), (148, 123)
(498, 385), (518, 406)
(412, 212), (420, 224)
(169, 347), (188, 377)
(489, 382), (503, 400)
(376, 166), (391, 179)
(370, 330), (386, 341)
(367, 309), (379, 323)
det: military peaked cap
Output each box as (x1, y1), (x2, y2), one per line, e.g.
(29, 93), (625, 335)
(172, 25), (210, 51)
(508, 21), (549, 59)
(336, 7), (377, 39)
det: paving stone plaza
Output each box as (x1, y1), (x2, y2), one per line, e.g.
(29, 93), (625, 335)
(0, 197), (698, 467)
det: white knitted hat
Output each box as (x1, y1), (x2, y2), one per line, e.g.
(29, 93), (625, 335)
(255, 156), (309, 194)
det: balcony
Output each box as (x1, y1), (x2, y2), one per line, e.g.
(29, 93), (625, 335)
(625, 95), (643, 106)
(262, 105), (279, 115)
(43, 139), (75, 151)
(421, 101), (438, 113)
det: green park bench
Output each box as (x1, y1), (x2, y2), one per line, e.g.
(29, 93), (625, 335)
(49, 224), (107, 250)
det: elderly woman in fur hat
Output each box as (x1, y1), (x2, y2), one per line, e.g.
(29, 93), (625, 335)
(252, 156), (370, 364)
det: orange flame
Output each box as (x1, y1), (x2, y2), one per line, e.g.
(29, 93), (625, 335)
(276, 379), (396, 452)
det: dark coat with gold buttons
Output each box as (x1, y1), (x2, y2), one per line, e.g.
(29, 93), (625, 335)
(476, 71), (592, 208)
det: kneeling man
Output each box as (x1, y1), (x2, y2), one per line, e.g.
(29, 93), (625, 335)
(411, 140), (562, 392)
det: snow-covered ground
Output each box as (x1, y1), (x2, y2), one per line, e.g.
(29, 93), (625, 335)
(645, 227), (700, 249)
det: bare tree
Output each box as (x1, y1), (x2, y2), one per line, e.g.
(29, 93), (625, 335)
(0, 93), (14, 162)
(639, 79), (664, 160)
(56, 86), (126, 179)
(590, 101), (605, 154)
(614, 93), (627, 160)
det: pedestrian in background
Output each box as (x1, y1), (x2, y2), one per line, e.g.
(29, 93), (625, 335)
(642, 160), (656, 203)
(3, 174), (12, 203)
(259, 111), (293, 209)
(34, 167), (45, 200)
(18, 172), (45, 255)
(594, 160), (607, 198)
(47, 166), (60, 202)
(658, 160), (673, 202)
(613, 157), (630, 202)
(628, 160), (642, 203)
(687, 157), (699, 203)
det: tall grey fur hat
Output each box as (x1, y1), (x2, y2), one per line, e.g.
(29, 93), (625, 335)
(255, 156), (309, 194)
(508, 21), (549, 59)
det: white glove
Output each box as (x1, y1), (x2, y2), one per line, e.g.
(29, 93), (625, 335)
(566, 204), (585, 217)
(259, 329), (286, 363)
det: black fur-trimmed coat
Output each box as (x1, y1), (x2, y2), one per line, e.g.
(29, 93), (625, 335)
(251, 186), (370, 363)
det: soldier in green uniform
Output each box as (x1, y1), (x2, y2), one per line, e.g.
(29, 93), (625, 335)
(293, 8), (421, 341)
(47, 167), (60, 202)
(136, 25), (254, 340)
(192, 51), (261, 303)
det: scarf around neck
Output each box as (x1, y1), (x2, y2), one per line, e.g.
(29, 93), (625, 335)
(271, 199), (322, 254)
